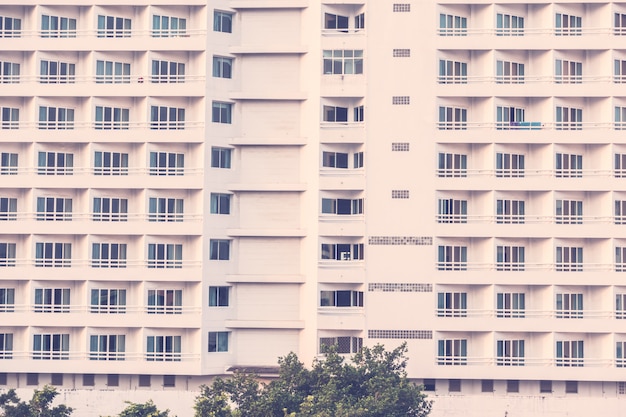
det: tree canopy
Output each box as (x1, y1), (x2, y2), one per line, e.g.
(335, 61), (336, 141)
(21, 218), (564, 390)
(116, 399), (172, 417)
(0, 385), (72, 417)
(194, 343), (432, 417)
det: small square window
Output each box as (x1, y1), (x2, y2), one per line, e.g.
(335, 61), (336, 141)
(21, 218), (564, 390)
(209, 286), (230, 306)
(423, 379), (436, 391)
(212, 102), (232, 124)
(163, 375), (175, 387)
(83, 374), (95, 386)
(0, 373), (7, 385)
(448, 379), (461, 392)
(214, 11), (233, 33)
(210, 193), (231, 215)
(481, 379), (494, 392)
(618, 382), (626, 395)
(507, 380), (519, 393)
(540, 380), (552, 393)
(208, 331), (229, 352)
(139, 374), (151, 387)
(209, 239), (231, 260)
(565, 380), (578, 393)
(27, 373), (39, 386)
(51, 373), (63, 386)
(107, 374), (119, 387)
(211, 147), (232, 169)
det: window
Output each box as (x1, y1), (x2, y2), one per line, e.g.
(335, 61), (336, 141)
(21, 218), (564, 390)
(556, 106), (582, 130)
(38, 106), (74, 130)
(209, 239), (230, 260)
(149, 198), (183, 222)
(1, 107), (19, 129)
(616, 106), (626, 130)
(40, 60), (75, 83)
(148, 244), (182, 268)
(92, 243), (127, 268)
(556, 13), (582, 36)
(82, 374), (95, 386)
(496, 246), (525, 271)
(507, 380), (520, 393)
(94, 151), (128, 175)
(556, 199), (583, 224)
(393, 49), (410, 58)
(0, 333), (12, 359)
(152, 15), (186, 37)
(324, 13), (348, 31)
(150, 106), (185, 130)
(615, 59), (626, 83)
(496, 60), (524, 84)
(210, 193), (231, 215)
(214, 11), (233, 33)
(0, 16), (21, 37)
(139, 375), (150, 387)
(35, 242), (71, 267)
(393, 4), (410, 13)
(482, 380), (494, 393)
(146, 335), (181, 361)
(354, 151), (364, 168)
(90, 289), (126, 313)
(212, 56), (232, 79)
(555, 59), (582, 84)
(616, 13), (626, 34)
(437, 245), (467, 270)
(0, 61), (19, 83)
(97, 15), (131, 38)
(392, 190), (410, 199)
(0, 243), (16, 267)
(555, 153), (582, 177)
(496, 153), (524, 177)
(36, 197), (72, 221)
(556, 340), (584, 366)
(565, 381), (578, 393)
(323, 50), (363, 75)
(322, 151), (348, 168)
(496, 13), (524, 36)
(34, 288), (70, 313)
(321, 243), (364, 261)
(211, 147), (232, 168)
(439, 13), (467, 36)
(354, 105), (364, 122)
(93, 197), (128, 221)
(0, 288), (15, 312)
(437, 339), (467, 365)
(424, 379), (436, 391)
(320, 290), (363, 307)
(556, 293), (583, 318)
(617, 341), (626, 367)
(41, 15), (76, 38)
(496, 106), (525, 130)
(556, 246), (583, 272)
(89, 335), (125, 360)
(27, 374), (38, 385)
(151, 60), (185, 83)
(319, 336), (362, 354)
(96, 60), (130, 84)
(149, 152), (184, 175)
(107, 374), (119, 387)
(208, 331), (229, 352)
(148, 289), (182, 314)
(212, 102), (232, 124)
(437, 152), (467, 177)
(438, 59), (467, 84)
(209, 286), (230, 307)
(497, 292), (525, 318)
(616, 201), (626, 225)
(437, 292), (467, 317)
(95, 106), (129, 130)
(321, 198), (364, 215)
(540, 380), (552, 393)
(438, 106), (467, 130)
(437, 198), (467, 223)
(323, 105), (348, 123)
(497, 340), (525, 366)
(0, 153), (17, 174)
(38, 151), (73, 175)
(617, 248), (626, 272)
(449, 379), (461, 392)
(163, 375), (175, 387)
(51, 374), (63, 386)
(33, 334), (69, 360)
(0, 198), (16, 220)
(355, 12), (365, 29)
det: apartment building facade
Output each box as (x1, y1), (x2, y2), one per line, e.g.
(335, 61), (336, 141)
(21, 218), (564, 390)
(2, 0), (626, 416)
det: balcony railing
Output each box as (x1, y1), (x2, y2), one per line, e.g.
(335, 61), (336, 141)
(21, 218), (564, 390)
(1, 29), (206, 39)
(1, 258), (202, 268)
(436, 214), (626, 225)
(435, 308), (626, 319)
(0, 166), (202, 176)
(435, 262), (619, 272)
(435, 168), (626, 178)
(0, 211), (203, 222)
(437, 27), (626, 36)
(0, 74), (205, 85)
(435, 356), (614, 367)
(1, 350), (200, 361)
(436, 121), (621, 130)
(0, 304), (201, 314)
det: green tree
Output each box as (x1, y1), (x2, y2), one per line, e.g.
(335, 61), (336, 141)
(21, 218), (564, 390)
(194, 343), (432, 417)
(116, 400), (172, 417)
(0, 385), (73, 417)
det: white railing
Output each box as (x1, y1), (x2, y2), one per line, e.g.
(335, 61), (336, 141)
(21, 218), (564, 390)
(435, 214), (624, 224)
(1, 75), (205, 84)
(437, 74), (624, 84)
(0, 350), (200, 361)
(1, 28), (206, 39)
(0, 166), (203, 176)
(437, 27), (626, 36)
(436, 121), (622, 130)
(0, 212), (203, 222)
(435, 308), (620, 319)
(0, 304), (201, 314)
(435, 262), (613, 272)
(435, 168), (626, 178)
(0, 258), (202, 268)
(435, 356), (614, 367)
(2, 121), (204, 130)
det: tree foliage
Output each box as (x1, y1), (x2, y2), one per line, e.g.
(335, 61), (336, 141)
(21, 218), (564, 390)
(0, 385), (73, 417)
(194, 343), (432, 417)
(116, 399), (172, 417)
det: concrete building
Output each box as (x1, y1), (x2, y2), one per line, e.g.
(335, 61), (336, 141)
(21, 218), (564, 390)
(2, 0), (626, 416)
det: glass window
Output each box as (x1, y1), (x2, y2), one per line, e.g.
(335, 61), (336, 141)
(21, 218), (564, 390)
(209, 239), (230, 260)
(95, 106), (129, 130)
(0, 288), (15, 312)
(41, 15), (76, 38)
(213, 11), (233, 33)
(212, 102), (232, 124)
(0, 333), (13, 359)
(209, 286), (230, 307)
(211, 147), (232, 168)
(93, 197), (128, 221)
(90, 288), (126, 313)
(150, 106), (185, 130)
(97, 15), (131, 38)
(148, 197), (183, 222)
(0, 61), (20, 83)
(38, 151), (73, 175)
(146, 335), (181, 361)
(1, 107), (19, 129)
(0, 16), (22, 38)
(149, 152), (184, 175)
(210, 193), (231, 215)
(147, 243), (182, 268)
(152, 14), (186, 37)
(323, 50), (364, 75)
(35, 242), (71, 267)
(0, 197), (17, 220)
(94, 151), (128, 175)
(208, 331), (229, 352)
(0, 243), (16, 267)
(0, 152), (17, 175)
(212, 56), (232, 79)
(32, 334), (69, 359)
(151, 60), (185, 83)
(36, 197), (72, 221)
(34, 288), (70, 313)
(92, 243), (127, 268)
(96, 60), (130, 84)
(147, 289), (182, 314)
(90, 335), (125, 360)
